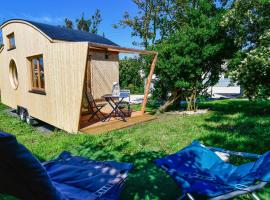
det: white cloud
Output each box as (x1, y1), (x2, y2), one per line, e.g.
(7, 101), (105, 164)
(21, 13), (64, 25)
(0, 12), (64, 25)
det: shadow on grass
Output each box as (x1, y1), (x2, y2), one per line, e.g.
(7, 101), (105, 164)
(199, 100), (270, 153)
(200, 100), (270, 117)
(71, 139), (180, 200)
(199, 100), (270, 199)
(2, 100), (270, 199)
(24, 100), (270, 199)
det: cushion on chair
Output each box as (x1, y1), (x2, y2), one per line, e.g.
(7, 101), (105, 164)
(155, 141), (236, 196)
(0, 131), (65, 200)
(155, 141), (270, 197)
(253, 151), (270, 181)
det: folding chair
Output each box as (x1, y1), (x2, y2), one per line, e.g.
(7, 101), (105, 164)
(155, 141), (270, 200)
(118, 90), (131, 117)
(0, 131), (133, 200)
(85, 90), (106, 121)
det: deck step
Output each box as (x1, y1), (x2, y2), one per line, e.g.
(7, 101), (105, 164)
(80, 114), (156, 134)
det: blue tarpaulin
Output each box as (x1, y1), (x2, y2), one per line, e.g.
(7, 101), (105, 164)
(44, 151), (132, 200)
(0, 131), (132, 200)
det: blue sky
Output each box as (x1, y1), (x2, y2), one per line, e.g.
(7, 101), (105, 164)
(0, 0), (140, 48)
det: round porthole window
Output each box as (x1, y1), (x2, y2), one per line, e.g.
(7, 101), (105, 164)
(9, 60), (19, 90)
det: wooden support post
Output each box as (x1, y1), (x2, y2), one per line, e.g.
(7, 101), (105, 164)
(141, 53), (158, 113)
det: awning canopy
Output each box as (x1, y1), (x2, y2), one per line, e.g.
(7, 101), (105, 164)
(88, 42), (158, 113)
(88, 42), (158, 55)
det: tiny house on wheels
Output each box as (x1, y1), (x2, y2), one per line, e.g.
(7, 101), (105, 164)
(0, 19), (157, 133)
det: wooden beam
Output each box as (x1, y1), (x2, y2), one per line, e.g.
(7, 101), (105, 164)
(77, 46), (90, 131)
(88, 42), (157, 55)
(88, 46), (107, 52)
(141, 53), (158, 113)
(107, 48), (156, 55)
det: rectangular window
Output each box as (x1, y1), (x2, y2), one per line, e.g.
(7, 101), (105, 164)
(29, 55), (45, 94)
(7, 33), (16, 50)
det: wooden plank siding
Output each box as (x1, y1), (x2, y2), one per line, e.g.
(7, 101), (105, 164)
(0, 22), (89, 133)
(89, 50), (119, 100)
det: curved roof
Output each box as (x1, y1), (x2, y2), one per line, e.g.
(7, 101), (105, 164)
(1, 19), (119, 46)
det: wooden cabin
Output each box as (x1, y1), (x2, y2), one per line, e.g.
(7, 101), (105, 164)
(0, 19), (157, 133)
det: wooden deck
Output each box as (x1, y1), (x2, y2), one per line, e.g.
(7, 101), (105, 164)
(80, 111), (156, 134)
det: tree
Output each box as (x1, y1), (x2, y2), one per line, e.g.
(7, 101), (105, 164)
(222, 0), (269, 50)
(115, 0), (235, 111)
(223, 0), (270, 99)
(90, 9), (102, 34)
(64, 18), (73, 29)
(229, 31), (270, 100)
(64, 9), (102, 34)
(113, 0), (170, 48)
(76, 13), (91, 32)
(119, 57), (145, 94)
(154, 0), (234, 111)
(114, 0), (230, 48)
(76, 10), (102, 33)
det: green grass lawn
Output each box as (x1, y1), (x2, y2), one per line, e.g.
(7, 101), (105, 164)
(1, 99), (270, 200)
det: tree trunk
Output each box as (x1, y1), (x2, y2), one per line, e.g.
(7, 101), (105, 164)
(159, 92), (181, 112)
(186, 89), (197, 111)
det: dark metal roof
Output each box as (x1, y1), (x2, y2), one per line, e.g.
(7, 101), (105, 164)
(2, 19), (119, 46)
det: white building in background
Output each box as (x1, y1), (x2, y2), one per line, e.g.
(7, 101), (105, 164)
(207, 75), (241, 99)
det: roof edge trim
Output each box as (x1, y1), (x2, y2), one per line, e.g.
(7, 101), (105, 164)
(0, 19), (53, 42)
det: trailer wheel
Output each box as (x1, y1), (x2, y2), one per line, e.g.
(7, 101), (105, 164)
(16, 107), (20, 115)
(25, 112), (34, 125)
(19, 108), (26, 121)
